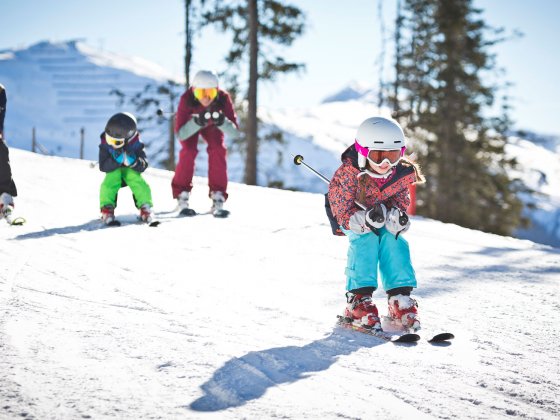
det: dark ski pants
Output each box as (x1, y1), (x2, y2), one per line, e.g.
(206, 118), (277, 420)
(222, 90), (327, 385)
(0, 139), (17, 197)
(171, 131), (228, 200)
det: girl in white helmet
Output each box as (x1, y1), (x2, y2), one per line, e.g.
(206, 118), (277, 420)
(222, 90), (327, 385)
(327, 116), (425, 332)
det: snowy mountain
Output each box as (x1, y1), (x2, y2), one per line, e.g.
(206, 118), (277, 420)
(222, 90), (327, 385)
(1, 149), (559, 419)
(320, 80), (378, 104)
(0, 40), (174, 159)
(1, 40), (560, 247)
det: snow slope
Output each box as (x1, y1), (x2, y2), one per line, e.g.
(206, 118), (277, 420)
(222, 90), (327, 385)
(1, 149), (559, 419)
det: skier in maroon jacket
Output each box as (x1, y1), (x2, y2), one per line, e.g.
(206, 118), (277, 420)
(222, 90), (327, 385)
(172, 70), (239, 217)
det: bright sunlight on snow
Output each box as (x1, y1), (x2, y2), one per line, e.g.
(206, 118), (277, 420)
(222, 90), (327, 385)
(1, 149), (559, 419)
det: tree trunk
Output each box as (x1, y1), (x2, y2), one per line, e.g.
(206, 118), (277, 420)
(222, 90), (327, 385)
(185, 0), (192, 87)
(244, 0), (259, 185)
(393, 0), (402, 114)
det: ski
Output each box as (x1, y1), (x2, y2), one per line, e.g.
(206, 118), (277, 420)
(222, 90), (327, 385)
(212, 209), (230, 218)
(339, 315), (454, 344)
(382, 316), (454, 343)
(336, 315), (420, 343)
(179, 208), (197, 217)
(4, 214), (26, 225)
(102, 219), (160, 227)
(427, 332), (455, 343)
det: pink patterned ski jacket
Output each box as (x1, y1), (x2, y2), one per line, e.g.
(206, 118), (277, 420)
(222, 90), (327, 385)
(328, 146), (419, 231)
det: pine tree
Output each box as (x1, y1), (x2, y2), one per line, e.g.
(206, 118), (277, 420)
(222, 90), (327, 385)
(396, 0), (526, 236)
(202, 0), (305, 185)
(184, 0), (208, 87)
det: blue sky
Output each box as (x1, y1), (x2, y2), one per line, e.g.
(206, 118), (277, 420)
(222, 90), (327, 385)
(2, 0), (559, 135)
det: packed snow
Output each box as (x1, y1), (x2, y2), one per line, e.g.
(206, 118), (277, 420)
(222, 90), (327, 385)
(1, 149), (559, 419)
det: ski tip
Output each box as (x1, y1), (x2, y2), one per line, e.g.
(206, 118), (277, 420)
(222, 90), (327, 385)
(106, 220), (121, 227)
(179, 208), (197, 217)
(213, 209), (230, 218)
(8, 217), (26, 226)
(392, 333), (421, 343)
(148, 220), (161, 227)
(428, 333), (455, 343)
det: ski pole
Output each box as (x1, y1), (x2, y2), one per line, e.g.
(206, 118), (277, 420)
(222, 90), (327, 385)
(292, 154), (367, 211)
(292, 154), (331, 184)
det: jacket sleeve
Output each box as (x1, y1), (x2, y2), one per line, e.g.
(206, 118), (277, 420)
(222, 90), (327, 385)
(222, 92), (239, 129)
(175, 92), (202, 141)
(385, 187), (410, 212)
(328, 164), (363, 231)
(98, 143), (121, 173)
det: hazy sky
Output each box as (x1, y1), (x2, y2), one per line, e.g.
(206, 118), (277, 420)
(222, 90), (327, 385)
(2, 0), (559, 135)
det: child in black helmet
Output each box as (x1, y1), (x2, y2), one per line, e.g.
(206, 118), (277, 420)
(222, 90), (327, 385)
(98, 112), (154, 225)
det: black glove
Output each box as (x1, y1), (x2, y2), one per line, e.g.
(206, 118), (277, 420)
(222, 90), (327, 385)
(193, 112), (211, 127)
(365, 203), (387, 230)
(210, 111), (225, 126)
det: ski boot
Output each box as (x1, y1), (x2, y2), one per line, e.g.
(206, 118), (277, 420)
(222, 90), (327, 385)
(388, 294), (421, 331)
(177, 191), (196, 217)
(101, 205), (118, 225)
(139, 204), (154, 224)
(210, 191), (229, 218)
(343, 292), (382, 331)
(0, 192), (14, 219)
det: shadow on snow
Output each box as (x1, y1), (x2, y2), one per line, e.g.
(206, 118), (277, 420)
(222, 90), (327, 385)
(188, 328), (405, 412)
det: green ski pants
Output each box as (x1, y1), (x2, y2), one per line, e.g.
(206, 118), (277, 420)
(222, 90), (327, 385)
(100, 168), (152, 209)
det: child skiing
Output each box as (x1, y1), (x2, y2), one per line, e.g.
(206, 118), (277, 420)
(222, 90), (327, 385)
(0, 83), (19, 224)
(171, 70), (239, 217)
(328, 116), (425, 332)
(98, 112), (154, 226)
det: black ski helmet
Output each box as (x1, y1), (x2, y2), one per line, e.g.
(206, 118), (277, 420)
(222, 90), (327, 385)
(105, 112), (137, 141)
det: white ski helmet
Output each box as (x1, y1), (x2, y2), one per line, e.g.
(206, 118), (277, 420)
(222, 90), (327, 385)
(355, 117), (406, 168)
(192, 70), (219, 89)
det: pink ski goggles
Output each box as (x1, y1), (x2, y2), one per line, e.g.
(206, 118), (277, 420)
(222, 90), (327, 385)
(355, 140), (405, 165)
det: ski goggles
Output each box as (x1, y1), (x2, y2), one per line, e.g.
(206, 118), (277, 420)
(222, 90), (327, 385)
(193, 87), (218, 101)
(105, 134), (125, 148)
(355, 140), (405, 166)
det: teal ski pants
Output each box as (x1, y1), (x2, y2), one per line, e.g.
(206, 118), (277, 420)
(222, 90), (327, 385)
(342, 226), (417, 292)
(100, 168), (152, 209)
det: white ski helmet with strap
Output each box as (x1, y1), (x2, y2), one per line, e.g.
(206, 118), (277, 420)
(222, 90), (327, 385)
(354, 117), (406, 169)
(192, 70), (219, 89)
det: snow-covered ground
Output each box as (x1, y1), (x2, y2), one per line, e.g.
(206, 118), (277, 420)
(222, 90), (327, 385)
(1, 149), (559, 419)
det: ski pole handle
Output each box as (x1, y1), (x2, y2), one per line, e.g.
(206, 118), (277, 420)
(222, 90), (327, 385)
(292, 154), (331, 184)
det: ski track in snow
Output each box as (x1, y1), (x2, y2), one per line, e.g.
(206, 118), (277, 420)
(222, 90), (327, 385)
(0, 149), (559, 419)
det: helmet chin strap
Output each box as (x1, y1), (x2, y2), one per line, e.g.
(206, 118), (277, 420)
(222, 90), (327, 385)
(357, 167), (394, 179)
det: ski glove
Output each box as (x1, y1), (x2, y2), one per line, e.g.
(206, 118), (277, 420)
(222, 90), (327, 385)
(122, 152), (136, 167)
(193, 112), (210, 127)
(365, 203), (387, 230)
(210, 111), (225, 126)
(194, 111), (225, 127)
(109, 148), (124, 164)
(385, 207), (410, 237)
(130, 156), (147, 172)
